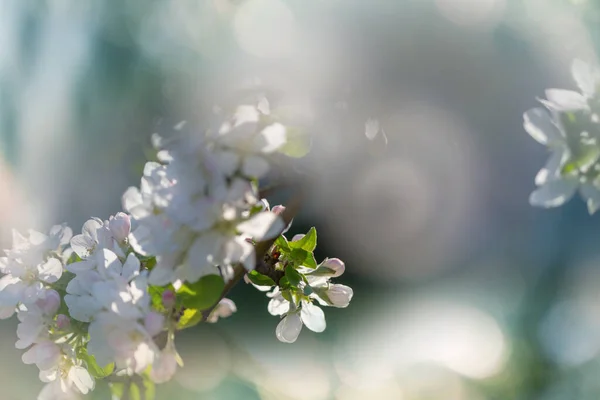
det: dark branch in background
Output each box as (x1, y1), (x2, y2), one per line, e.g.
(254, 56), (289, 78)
(200, 193), (304, 321)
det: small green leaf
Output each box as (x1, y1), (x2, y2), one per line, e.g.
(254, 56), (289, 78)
(289, 227), (317, 252)
(285, 265), (303, 287)
(177, 274), (225, 310)
(279, 276), (291, 291)
(278, 127), (311, 158)
(280, 288), (293, 302)
(148, 285), (172, 313)
(247, 270), (276, 287)
(79, 349), (114, 379)
(177, 308), (203, 330)
(275, 235), (291, 252)
(290, 248), (317, 269)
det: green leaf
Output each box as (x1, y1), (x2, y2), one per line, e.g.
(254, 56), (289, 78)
(177, 308), (203, 330)
(289, 227), (317, 252)
(278, 126), (311, 158)
(79, 349), (114, 379)
(285, 265), (303, 287)
(275, 235), (291, 252)
(247, 270), (276, 287)
(177, 274), (225, 310)
(279, 276), (291, 291)
(290, 248), (317, 269)
(148, 285), (172, 313)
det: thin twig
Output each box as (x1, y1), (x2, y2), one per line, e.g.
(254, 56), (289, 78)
(200, 193), (304, 321)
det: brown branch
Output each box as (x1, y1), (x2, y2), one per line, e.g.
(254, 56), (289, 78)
(200, 193), (303, 321)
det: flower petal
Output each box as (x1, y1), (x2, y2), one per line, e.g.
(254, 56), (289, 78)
(237, 212), (284, 241)
(300, 302), (326, 333)
(276, 313), (303, 343)
(523, 108), (564, 146)
(37, 258), (63, 283)
(529, 178), (578, 208)
(544, 89), (588, 112)
(68, 366), (95, 394)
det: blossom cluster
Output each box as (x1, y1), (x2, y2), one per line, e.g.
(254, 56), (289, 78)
(525, 59), (600, 213)
(0, 101), (354, 399)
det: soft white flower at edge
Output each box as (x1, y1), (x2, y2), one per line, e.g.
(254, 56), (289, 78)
(275, 301), (326, 344)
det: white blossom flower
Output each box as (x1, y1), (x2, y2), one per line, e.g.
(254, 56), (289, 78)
(124, 105), (288, 286)
(87, 311), (159, 374)
(70, 217), (125, 259)
(37, 351), (95, 399)
(525, 59), (600, 213)
(275, 301), (326, 344)
(0, 225), (70, 317)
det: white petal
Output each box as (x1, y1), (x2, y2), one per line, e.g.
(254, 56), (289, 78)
(121, 253), (141, 281)
(0, 305), (15, 319)
(580, 182), (600, 214)
(544, 89), (588, 111)
(276, 313), (303, 343)
(186, 232), (225, 278)
(529, 178), (578, 208)
(523, 108), (564, 146)
(254, 123), (287, 153)
(68, 366), (94, 394)
(82, 219), (102, 242)
(38, 258), (63, 283)
(268, 294), (290, 316)
(122, 187), (150, 219)
(300, 302), (326, 333)
(149, 266), (175, 286)
(224, 236), (255, 271)
(572, 59), (598, 98)
(535, 148), (569, 186)
(237, 212), (284, 241)
(70, 234), (95, 258)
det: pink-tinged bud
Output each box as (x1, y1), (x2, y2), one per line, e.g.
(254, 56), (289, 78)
(36, 290), (61, 316)
(56, 314), (71, 330)
(145, 312), (165, 337)
(325, 284), (353, 308)
(272, 205), (286, 215)
(320, 258), (345, 277)
(291, 233), (305, 242)
(108, 212), (131, 242)
(162, 290), (176, 309)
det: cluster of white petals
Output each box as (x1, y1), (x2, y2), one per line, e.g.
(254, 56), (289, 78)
(123, 103), (287, 286)
(526, 59), (600, 213)
(270, 256), (353, 343)
(0, 225), (96, 399)
(0, 98), (356, 399)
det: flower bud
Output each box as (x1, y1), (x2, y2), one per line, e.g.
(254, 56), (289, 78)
(162, 290), (176, 309)
(35, 289), (61, 316)
(271, 205), (286, 215)
(144, 312), (165, 337)
(108, 212), (131, 242)
(319, 258), (345, 278)
(324, 284), (353, 308)
(291, 233), (305, 242)
(207, 298), (237, 323)
(56, 314), (71, 330)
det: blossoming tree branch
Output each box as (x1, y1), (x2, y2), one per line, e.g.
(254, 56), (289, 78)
(0, 102), (354, 399)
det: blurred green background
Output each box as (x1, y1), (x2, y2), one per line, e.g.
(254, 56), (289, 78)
(3, 0), (600, 399)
